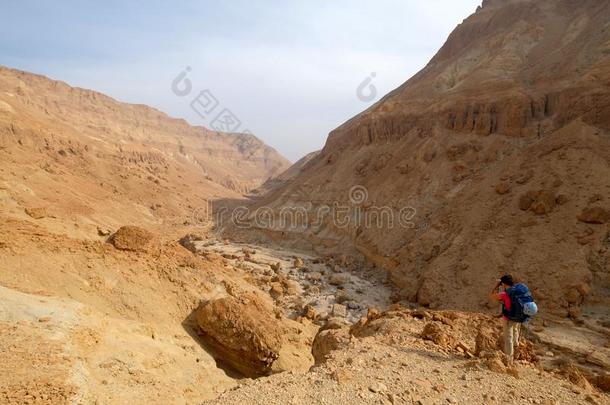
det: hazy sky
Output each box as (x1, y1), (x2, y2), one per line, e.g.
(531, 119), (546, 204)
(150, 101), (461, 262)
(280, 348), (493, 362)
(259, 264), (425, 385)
(1, 0), (481, 161)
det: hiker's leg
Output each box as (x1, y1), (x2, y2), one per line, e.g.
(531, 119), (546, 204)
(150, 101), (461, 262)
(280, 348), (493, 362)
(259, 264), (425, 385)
(503, 320), (514, 362)
(511, 322), (521, 360)
(514, 323), (521, 348)
(520, 320), (528, 341)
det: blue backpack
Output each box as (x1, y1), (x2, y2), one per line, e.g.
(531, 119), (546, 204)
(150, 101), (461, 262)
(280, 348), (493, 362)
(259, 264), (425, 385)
(503, 283), (537, 323)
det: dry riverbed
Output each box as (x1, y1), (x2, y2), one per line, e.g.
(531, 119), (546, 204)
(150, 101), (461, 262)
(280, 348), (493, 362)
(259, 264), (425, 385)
(191, 238), (393, 323)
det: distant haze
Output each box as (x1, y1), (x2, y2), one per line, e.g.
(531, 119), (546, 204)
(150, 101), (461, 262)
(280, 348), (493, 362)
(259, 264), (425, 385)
(0, 0), (481, 162)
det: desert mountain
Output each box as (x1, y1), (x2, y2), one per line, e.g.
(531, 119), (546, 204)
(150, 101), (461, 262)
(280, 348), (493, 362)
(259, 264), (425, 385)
(249, 150), (321, 197)
(227, 0), (610, 315)
(0, 66), (289, 237)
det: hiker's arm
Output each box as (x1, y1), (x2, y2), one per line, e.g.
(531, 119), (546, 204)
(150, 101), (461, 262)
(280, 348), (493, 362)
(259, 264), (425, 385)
(489, 280), (502, 300)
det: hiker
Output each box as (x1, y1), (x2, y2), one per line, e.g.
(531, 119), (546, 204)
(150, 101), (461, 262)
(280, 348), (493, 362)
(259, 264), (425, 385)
(489, 274), (537, 364)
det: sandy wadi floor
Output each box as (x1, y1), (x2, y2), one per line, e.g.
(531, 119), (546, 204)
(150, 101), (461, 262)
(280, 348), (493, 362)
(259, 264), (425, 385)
(194, 239), (392, 323)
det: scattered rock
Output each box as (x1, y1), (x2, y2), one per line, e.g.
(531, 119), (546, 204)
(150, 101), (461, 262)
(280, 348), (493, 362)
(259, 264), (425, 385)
(475, 326), (500, 356)
(179, 233), (204, 253)
(332, 369), (353, 384)
(329, 274), (347, 286)
(421, 322), (455, 347)
(332, 304), (348, 318)
(515, 170), (534, 185)
(396, 162), (410, 174)
(346, 301), (361, 310)
(306, 285), (321, 294)
(423, 150), (436, 163)
(283, 279), (300, 296)
(566, 288), (583, 305)
(269, 282), (284, 299)
(495, 182), (511, 195)
(568, 306), (582, 319)
(367, 307), (382, 321)
(578, 207), (610, 224)
(24, 207), (47, 219)
(519, 190), (556, 214)
(97, 227), (112, 237)
(335, 290), (351, 304)
(515, 340), (537, 363)
(323, 317), (350, 331)
(482, 351), (508, 374)
(555, 194), (569, 205)
(302, 305), (317, 321)
(330, 264), (342, 273)
(559, 363), (593, 391)
(368, 382), (387, 393)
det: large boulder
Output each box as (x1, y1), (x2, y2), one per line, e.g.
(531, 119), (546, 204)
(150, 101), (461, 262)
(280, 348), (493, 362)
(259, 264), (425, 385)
(194, 293), (315, 377)
(311, 328), (350, 364)
(109, 226), (156, 252)
(311, 319), (351, 364)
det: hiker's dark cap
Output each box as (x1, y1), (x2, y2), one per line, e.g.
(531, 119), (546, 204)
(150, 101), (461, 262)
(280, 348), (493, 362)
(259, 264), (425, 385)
(500, 274), (514, 285)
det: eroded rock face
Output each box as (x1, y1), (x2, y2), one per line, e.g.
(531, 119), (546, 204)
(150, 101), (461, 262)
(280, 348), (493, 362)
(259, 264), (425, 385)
(226, 0), (610, 313)
(194, 293), (315, 377)
(595, 374), (610, 393)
